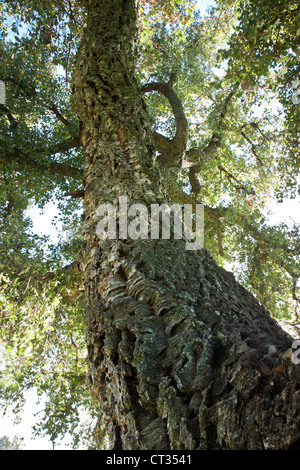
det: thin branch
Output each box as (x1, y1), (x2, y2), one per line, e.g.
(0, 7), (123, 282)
(18, 257), (84, 302)
(2, 75), (76, 133)
(0, 189), (14, 231)
(48, 102), (72, 128)
(240, 130), (266, 167)
(186, 83), (240, 166)
(241, 122), (271, 142)
(292, 279), (300, 303)
(0, 103), (18, 128)
(216, 219), (224, 257)
(218, 164), (256, 196)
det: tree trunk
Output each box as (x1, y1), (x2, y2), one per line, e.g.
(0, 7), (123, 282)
(71, 0), (300, 450)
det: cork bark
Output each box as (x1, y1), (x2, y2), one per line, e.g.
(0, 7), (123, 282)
(71, 0), (300, 450)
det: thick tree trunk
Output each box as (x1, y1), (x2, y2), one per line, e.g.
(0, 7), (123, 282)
(71, 0), (300, 450)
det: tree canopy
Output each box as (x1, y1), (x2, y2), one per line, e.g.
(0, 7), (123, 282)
(0, 0), (299, 448)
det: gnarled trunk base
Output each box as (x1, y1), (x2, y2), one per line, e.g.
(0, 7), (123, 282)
(84, 237), (300, 450)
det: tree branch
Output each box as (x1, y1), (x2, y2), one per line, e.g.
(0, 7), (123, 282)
(188, 164), (202, 195)
(166, 182), (227, 222)
(167, 182), (299, 283)
(7, 256), (85, 305)
(48, 102), (72, 128)
(185, 84), (240, 191)
(141, 81), (188, 167)
(218, 164), (256, 196)
(0, 136), (83, 179)
(240, 130), (266, 167)
(0, 103), (18, 129)
(2, 75), (76, 132)
(152, 131), (175, 158)
(216, 219), (224, 257)
(241, 122), (271, 142)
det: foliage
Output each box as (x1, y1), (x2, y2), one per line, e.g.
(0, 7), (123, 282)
(0, 0), (299, 448)
(0, 434), (24, 449)
(217, 0), (300, 199)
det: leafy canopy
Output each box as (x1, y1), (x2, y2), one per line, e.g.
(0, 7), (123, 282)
(0, 0), (299, 448)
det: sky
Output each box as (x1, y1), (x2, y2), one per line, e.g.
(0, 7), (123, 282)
(0, 389), (71, 450)
(197, 0), (216, 12)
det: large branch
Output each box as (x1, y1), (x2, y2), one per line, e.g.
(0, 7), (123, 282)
(0, 136), (83, 179)
(141, 81), (188, 168)
(167, 182), (227, 222)
(0, 75), (83, 178)
(152, 131), (175, 158)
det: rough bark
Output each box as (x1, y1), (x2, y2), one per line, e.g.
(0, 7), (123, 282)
(71, 0), (300, 450)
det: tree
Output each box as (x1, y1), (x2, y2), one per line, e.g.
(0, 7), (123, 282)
(0, 0), (300, 449)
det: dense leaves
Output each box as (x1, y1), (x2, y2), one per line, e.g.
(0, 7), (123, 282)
(218, 0), (300, 197)
(0, 0), (299, 448)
